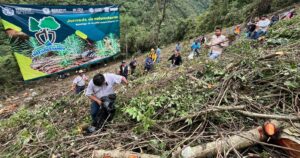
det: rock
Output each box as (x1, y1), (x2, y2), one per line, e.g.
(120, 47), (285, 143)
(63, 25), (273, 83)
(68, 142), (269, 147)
(31, 92), (38, 97)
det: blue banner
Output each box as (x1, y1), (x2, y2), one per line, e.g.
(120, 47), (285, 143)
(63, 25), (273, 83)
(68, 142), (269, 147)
(0, 4), (120, 81)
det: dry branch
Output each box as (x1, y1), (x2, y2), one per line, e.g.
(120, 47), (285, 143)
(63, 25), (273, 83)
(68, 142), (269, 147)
(92, 150), (160, 158)
(237, 110), (300, 121)
(158, 105), (246, 124)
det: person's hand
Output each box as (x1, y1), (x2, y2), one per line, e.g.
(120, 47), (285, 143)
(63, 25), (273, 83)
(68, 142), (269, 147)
(96, 100), (102, 106)
(204, 44), (210, 48)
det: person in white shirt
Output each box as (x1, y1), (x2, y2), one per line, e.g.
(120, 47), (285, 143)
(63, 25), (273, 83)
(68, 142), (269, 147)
(252, 16), (271, 39)
(206, 27), (229, 60)
(72, 70), (88, 94)
(85, 73), (128, 131)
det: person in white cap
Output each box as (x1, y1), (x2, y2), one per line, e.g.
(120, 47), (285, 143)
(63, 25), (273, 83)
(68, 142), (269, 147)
(72, 70), (88, 94)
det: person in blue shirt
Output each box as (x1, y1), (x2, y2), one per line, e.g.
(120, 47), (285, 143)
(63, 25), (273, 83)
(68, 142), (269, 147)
(191, 40), (201, 57)
(156, 46), (161, 63)
(175, 43), (181, 52)
(144, 55), (154, 72)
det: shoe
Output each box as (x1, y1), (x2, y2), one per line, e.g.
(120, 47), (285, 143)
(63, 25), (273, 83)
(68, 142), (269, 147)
(87, 126), (96, 133)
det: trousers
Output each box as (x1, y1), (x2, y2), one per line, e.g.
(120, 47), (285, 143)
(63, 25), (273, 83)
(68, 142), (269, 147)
(90, 94), (116, 128)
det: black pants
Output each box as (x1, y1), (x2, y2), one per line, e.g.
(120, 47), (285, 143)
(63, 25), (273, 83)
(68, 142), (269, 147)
(90, 94), (116, 128)
(75, 85), (85, 94)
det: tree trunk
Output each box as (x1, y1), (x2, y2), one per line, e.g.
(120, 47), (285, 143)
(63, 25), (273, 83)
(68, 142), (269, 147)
(155, 0), (168, 45)
(173, 120), (284, 158)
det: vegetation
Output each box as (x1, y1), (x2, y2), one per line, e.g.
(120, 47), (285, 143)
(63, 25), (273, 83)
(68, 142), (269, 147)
(1, 6), (300, 156)
(0, 1), (300, 157)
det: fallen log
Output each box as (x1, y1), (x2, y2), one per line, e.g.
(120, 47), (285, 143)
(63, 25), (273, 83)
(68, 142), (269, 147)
(92, 150), (160, 158)
(172, 120), (286, 158)
(237, 110), (300, 121)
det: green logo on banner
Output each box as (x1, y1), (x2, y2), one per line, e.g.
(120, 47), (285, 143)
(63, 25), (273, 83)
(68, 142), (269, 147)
(29, 16), (65, 57)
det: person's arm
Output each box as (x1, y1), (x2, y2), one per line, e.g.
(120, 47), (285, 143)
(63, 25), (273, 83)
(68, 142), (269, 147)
(121, 77), (128, 85)
(83, 75), (88, 81)
(220, 37), (229, 47)
(168, 54), (174, 61)
(88, 95), (102, 105)
(85, 81), (102, 105)
(72, 77), (78, 91)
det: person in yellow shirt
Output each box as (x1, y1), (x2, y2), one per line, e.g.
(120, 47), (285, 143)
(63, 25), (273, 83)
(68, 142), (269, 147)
(234, 24), (241, 36)
(149, 48), (157, 62)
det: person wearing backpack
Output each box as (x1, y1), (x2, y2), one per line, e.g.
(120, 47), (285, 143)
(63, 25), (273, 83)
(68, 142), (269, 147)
(118, 61), (129, 79)
(85, 73), (128, 132)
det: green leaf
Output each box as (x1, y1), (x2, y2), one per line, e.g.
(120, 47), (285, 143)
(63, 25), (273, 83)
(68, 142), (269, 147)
(29, 17), (40, 32)
(284, 81), (299, 88)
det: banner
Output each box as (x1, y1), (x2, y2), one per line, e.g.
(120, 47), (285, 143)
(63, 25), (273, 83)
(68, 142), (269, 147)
(0, 4), (120, 81)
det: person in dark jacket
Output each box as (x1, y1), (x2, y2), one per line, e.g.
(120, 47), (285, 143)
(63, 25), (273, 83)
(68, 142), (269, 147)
(129, 57), (137, 74)
(118, 61), (129, 79)
(168, 51), (182, 67)
(270, 14), (279, 26)
(144, 55), (154, 72)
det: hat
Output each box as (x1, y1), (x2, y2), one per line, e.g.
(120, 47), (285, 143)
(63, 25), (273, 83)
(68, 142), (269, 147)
(79, 70), (84, 73)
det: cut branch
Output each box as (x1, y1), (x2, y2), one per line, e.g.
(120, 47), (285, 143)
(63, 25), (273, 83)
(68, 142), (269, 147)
(158, 105), (246, 124)
(92, 150), (160, 158)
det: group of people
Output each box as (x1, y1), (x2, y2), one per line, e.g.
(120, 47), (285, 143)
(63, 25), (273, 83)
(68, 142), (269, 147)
(118, 58), (138, 79)
(70, 26), (237, 133)
(144, 47), (161, 71)
(69, 9), (297, 133)
(187, 27), (229, 60)
(246, 9), (296, 40)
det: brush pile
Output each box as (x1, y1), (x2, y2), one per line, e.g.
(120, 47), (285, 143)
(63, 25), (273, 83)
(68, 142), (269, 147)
(1, 8), (300, 158)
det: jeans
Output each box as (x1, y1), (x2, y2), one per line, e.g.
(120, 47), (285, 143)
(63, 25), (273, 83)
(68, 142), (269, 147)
(144, 65), (153, 71)
(156, 56), (160, 63)
(209, 51), (220, 60)
(75, 85), (85, 94)
(90, 94), (116, 128)
(192, 49), (200, 56)
(252, 30), (267, 40)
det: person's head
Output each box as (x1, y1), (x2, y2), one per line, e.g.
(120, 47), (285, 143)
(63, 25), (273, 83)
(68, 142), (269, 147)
(121, 60), (126, 66)
(261, 15), (267, 20)
(151, 48), (155, 52)
(93, 74), (105, 86)
(78, 70), (84, 76)
(175, 51), (180, 57)
(215, 27), (222, 36)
